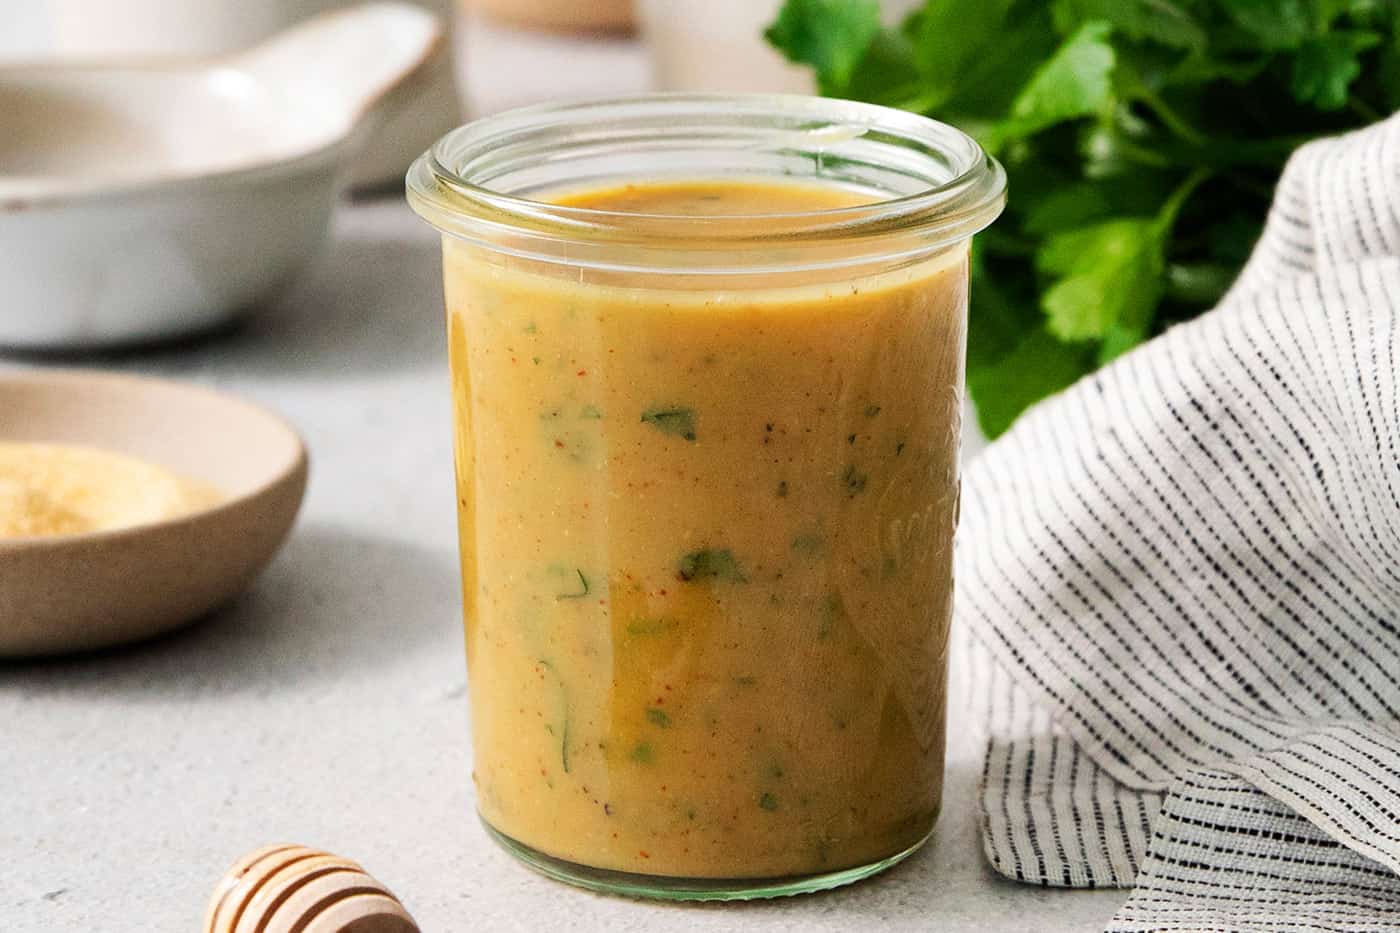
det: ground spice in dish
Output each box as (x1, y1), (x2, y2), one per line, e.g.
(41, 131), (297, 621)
(0, 443), (222, 539)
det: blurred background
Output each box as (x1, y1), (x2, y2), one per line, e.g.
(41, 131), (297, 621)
(1, 0), (839, 182)
(5, 0), (1398, 437)
(0, 0), (923, 184)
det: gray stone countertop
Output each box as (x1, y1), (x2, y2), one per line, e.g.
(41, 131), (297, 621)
(1, 199), (1126, 932)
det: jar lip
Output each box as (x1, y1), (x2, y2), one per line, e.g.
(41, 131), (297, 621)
(407, 93), (1006, 254)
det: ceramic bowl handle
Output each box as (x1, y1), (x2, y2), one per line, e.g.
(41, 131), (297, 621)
(235, 3), (443, 131)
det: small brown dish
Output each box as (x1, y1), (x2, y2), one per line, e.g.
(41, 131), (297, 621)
(0, 369), (307, 657)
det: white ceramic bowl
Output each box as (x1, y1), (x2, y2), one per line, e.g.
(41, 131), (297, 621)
(1, 0), (462, 191)
(0, 3), (442, 350)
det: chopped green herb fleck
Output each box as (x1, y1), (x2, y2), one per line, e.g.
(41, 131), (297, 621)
(686, 808), (697, 820)
(556, 569), (590, 600)
(818, 593), (847, 639)
(864, 404), (881, 417)
(631, 742), (655, 764)
(759, 793), (779, 811)
(580, 404), (603, 419)
(627, 617), (677, 636)
(524, 322), (538, 334)
(532, 356), (542, 365)
(646, 708), (672, 728)
(733, 676), (758, 687)
(641, 407), (697, 441)
(776, 480), (789, 498)
(841, 465), (868, 496)
(895, 441), (905, 456)
(537, 659), (570, 773)
(847, 433), (857, 445)
(791, 533), (823, 556)
(678, 548), (747, 583)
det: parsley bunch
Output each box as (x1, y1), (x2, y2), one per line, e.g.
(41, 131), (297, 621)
(767, 0), (1399, 436)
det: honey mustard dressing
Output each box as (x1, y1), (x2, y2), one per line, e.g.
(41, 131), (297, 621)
(444, 180), (965, 879)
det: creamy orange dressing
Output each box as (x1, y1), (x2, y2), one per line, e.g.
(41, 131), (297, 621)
(445, 180), (965, 879)
(551, 180), (876, 214)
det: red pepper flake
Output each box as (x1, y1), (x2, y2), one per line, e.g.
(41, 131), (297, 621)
(577, 370), (587, 376)
(554, 440), (565, 448)
(638, 851), (650, 859)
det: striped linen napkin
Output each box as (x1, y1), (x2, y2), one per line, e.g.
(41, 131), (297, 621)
(953, 112), (1400, 931)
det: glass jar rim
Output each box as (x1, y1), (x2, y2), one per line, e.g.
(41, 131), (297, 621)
(407, 93), (1006, 266)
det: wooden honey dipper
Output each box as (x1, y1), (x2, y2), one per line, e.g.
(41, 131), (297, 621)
(205, 844), (421, 933)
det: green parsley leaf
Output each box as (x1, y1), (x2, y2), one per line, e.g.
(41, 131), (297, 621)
(1037, 218), (1166, 342)
(1219, 0), (1312, 50)
(909, 0), (1017, 109)
(1053, 0), (1206, 52)
(968, 328), (1097, 438)
(537, 659), (570, 773)
(767, 0), (1397, 438)
(840, 465), (868, 497)
(845, 29), (923, 105)
(641, 407), (697, 441)
(1291, 31), (1382, 109)
(1165, 261), (1240, 305)
(765, 0), (881, 93)
(555, 569), (590, 601)
(992, 21), (1117, 146)
(677, 548), (747, 583)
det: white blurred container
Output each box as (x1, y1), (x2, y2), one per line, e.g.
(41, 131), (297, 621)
(0, 0), (461, 188)
(456, 5), (649, 117)
(638, 0), (808, 94)
(638, 0), (920, 94)
(465, 0), (634, 33)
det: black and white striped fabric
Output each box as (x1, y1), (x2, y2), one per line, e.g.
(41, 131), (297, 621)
(953, 113), (1400, 931)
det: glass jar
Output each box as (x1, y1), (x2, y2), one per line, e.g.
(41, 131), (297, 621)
(407, 93), (1004, 900)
